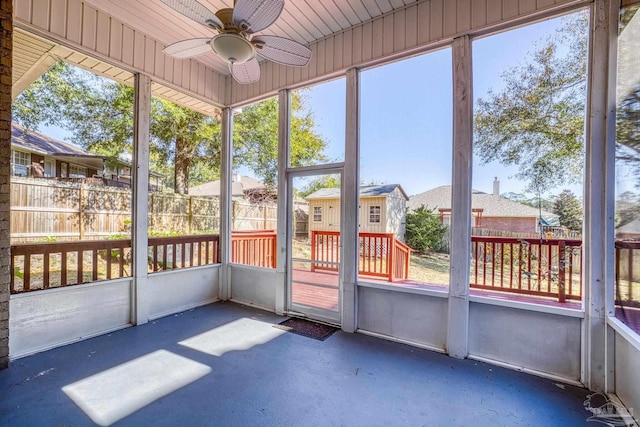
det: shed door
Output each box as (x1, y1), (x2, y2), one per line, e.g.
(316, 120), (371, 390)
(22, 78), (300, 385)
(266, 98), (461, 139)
(327, 204), (340, 231)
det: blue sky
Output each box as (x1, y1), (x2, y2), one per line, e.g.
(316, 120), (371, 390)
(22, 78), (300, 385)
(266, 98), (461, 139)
(302, 12), (585, 198)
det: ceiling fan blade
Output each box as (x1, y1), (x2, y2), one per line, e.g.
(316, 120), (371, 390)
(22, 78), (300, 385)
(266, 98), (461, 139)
(232, 0), (284, 33)
(163, 38), (212, 59)
(230, 58), (260, 84)
(158, 0), (223, 29)
(253, 36), (311, 67)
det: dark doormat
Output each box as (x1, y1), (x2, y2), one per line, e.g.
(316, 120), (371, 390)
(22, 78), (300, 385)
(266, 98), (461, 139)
(274, 318), (339, 341)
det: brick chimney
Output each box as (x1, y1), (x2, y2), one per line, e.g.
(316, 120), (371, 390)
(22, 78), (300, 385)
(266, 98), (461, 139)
(493, 177), (500, 196)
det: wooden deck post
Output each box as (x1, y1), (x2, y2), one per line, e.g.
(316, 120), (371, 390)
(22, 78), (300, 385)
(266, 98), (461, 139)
(387, 236), (394, 282)
(558, 241), (566, 303)
(310, 230), (317, 272)
(78, 184), (86, 240)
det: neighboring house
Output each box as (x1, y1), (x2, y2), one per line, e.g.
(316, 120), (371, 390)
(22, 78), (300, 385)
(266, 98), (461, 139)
(617, 218), (640, 240)
(11, 122), (103, 179)
(189, 174), (274, 202)
(12, 123), (164, 190)
(306, 184), (408, 241)
(408, 181), (559, 234)
(102, 154), (165, 191)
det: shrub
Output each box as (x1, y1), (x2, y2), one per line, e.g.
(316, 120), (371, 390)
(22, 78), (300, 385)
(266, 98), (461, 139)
(405, 205), (448, 254)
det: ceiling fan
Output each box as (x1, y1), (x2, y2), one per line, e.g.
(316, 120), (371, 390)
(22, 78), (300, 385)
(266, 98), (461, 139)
(159, 0), (312, 84)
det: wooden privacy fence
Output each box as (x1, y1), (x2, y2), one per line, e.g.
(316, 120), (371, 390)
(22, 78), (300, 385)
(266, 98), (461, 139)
(615, 240), (640, 305)
(232, 201), (277, 231)
(11, 178), (132, 242)
(10, 178), (221, 242)
(310, 230), (411, 282)
(470, 236), (583, 302)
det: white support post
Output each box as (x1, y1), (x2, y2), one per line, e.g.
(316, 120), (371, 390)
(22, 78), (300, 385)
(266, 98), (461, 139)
(583, 0), (618, 392)
(276, 89), (290, 315)
(448, 36), (473, 359)
(132, 73), (151, 325)
(219, 107), (233, 301)
(342, 68), (360, 333)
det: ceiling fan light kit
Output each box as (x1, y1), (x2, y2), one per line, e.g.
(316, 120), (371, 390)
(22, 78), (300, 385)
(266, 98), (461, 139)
(210, 33), (255, 64)
(160, 0), (312, 84)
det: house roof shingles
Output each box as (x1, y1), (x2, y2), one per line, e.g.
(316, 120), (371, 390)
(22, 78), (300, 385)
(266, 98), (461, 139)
(11, 123), (104, 159)
(408, 185), (559, 224)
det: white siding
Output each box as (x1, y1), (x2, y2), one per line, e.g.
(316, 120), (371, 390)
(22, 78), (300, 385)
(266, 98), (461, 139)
(360, 197), (387, 234)
(385, 188), (407, 241)
(310, 195), (406, 235)
(308, 198), (339, 233)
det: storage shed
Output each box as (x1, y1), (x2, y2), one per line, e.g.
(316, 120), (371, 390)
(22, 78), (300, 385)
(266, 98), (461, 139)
(305, 184), (408, 241)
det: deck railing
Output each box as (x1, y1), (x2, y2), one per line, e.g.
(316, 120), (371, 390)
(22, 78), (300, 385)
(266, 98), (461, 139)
(311, 230), (411, 282)
(615, 240), (640, 304)
(11, 234), (220, 293)
(470, 236), (583, 302)
(615, 240), (640, 334)
(231, 230), (277, 269)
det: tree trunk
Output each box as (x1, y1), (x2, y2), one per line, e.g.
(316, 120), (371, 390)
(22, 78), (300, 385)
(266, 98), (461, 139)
(174, 136), (190, 194)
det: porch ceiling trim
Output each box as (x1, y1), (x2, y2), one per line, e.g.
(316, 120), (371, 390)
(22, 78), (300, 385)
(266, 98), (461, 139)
(13, 0), (228, 107)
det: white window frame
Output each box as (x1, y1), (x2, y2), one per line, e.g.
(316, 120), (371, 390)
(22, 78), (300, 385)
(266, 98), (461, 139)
(369, 205), (381, 224)
(44, 159), (55, 178)
(69, 164), (87, 178)
(313, 206), (322, 222)
(11, 150), (30, 177)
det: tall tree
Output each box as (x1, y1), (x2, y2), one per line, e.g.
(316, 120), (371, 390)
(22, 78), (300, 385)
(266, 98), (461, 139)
(553, 189), (583, 231)
(151, 98), (220, 194)
(473, 13), (589, 193)
(13, 62), (328, 194)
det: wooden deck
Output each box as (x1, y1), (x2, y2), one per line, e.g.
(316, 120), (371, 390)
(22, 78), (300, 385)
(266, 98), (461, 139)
(291, 269), (339, 310)
(290, 269), (582, 312)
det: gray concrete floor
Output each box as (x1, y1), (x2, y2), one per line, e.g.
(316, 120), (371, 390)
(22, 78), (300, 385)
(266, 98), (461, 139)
(0, 302), (594, 426)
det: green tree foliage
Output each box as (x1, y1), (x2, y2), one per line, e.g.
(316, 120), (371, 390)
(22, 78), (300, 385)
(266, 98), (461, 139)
(616, 84), (640, 176)
(405, 205), (448, 254)
(473, 13), (588, 193)
(233, 93), (328, 188)
(151, 98), (221, 194)
(13, 62), (328, 194)
(297, 175), (340, 199)
(553, 189), (583, 231)
(502, 192), (555, 212)
(616, 191), (640, 227)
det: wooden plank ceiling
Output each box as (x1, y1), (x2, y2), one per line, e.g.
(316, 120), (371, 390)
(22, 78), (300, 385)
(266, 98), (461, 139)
(81, 0), (418, 76)
(12, 28), (221, 117)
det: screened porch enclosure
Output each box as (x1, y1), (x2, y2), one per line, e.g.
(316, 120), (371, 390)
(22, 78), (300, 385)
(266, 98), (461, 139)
(2, 0), (640, 426)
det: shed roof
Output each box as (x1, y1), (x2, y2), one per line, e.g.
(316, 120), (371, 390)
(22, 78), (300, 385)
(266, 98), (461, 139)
(305, 184), (408, 201)
(409, 185), (559, 224)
